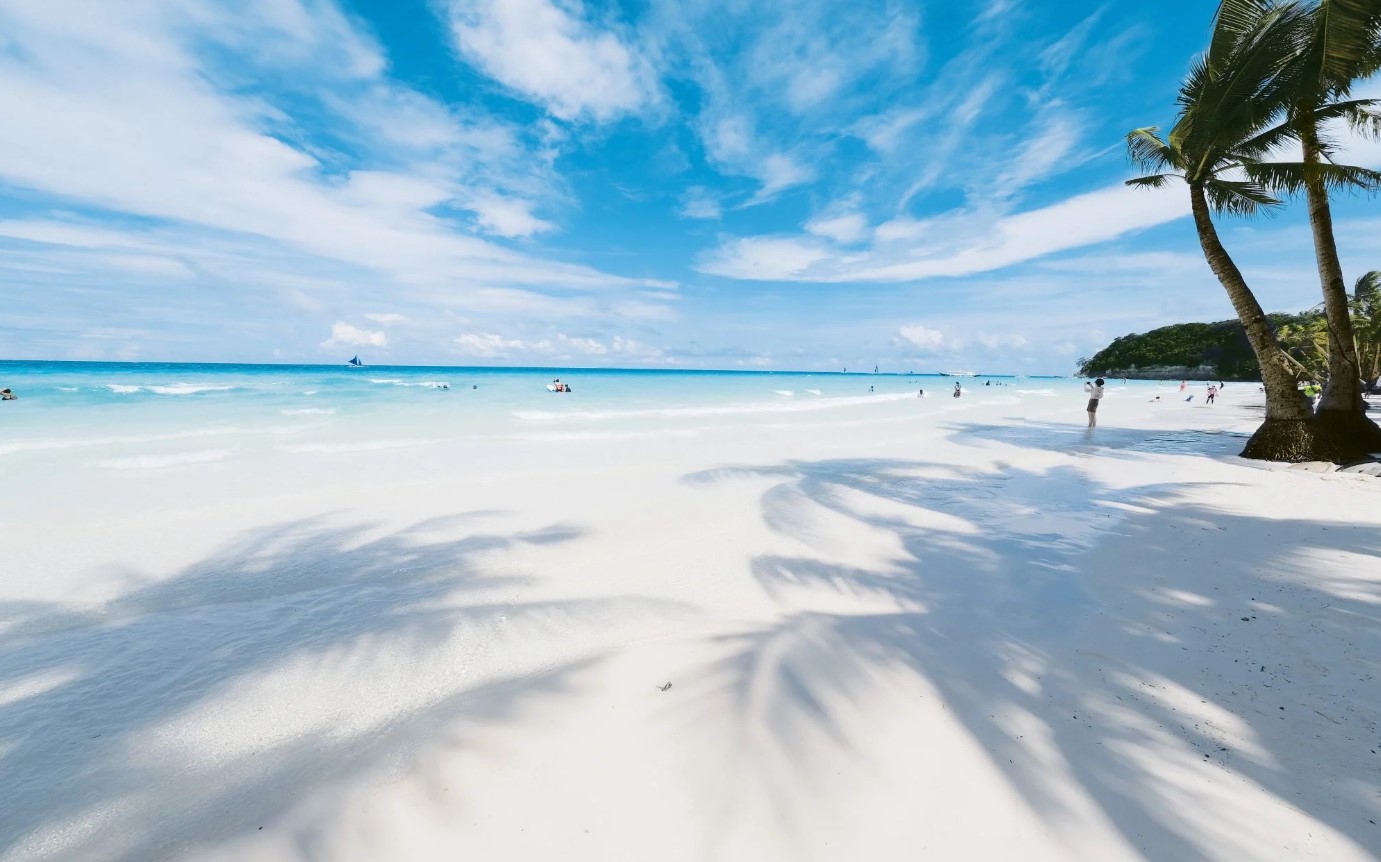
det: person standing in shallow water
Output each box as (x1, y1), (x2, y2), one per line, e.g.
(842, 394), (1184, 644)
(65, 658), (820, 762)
(1084, 378), (1105, 427)
(952, 382), (962, 398)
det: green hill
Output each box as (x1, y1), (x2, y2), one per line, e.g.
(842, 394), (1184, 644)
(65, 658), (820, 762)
(1078, 315), (1303, 380)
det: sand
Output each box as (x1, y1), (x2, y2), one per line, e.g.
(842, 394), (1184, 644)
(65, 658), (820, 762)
(2, 388), (1379, 861)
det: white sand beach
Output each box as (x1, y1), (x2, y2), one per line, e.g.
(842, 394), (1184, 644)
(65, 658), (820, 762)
(2, 388), (1379, 862)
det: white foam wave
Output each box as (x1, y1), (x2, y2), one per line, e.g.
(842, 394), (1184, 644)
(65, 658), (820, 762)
(58, 386), (79, 392)
(147, 383), (236, 395)
(805, 389), (823, 396)
(95, 449), (235, 469)
(281, 438), (434, 453)
(773, 390), (794, 397)
(102, 382), (235, 395)
(517, 428), (701, 442)
(0, 424), (317, 456)
(369, 379), (449, 388)
(513, 392), (916, 422)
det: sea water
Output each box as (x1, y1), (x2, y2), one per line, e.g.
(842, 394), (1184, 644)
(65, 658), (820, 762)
(0, 361), (1183, 472)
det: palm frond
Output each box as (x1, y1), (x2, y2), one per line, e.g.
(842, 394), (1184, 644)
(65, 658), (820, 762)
(1178, 1), (1313, 180)
(1236, 98), (1380, 159)
(1203, 176), (1282, 215)
(1245, 159), (1381, 194)
(1125, 127), (1178, 173)
(1125, 173), (1180, 189)
(1308, 0), (1381, 94)
(1356, 270), (1381, 303)
(1338, 97), (1381, 138)
(1234, 117), (1299, 159)
(1212, 0), (1285, 53)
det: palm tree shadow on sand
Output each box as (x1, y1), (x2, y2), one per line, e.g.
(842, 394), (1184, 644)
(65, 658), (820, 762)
(0, 513), (683, 862)
(680, 451), (1381, 858)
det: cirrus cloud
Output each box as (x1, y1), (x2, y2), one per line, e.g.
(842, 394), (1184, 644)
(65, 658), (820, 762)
(322, 321), (387, 348)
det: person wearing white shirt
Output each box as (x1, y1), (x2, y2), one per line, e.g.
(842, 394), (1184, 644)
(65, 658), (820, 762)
(1083, 378), (1105, 428)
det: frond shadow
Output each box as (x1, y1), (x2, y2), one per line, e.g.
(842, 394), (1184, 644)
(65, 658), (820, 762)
(683, 453), (1381, 857)
(0, 513), (679, 862)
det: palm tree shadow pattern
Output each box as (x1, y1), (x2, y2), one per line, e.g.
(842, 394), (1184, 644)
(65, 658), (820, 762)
(0, 514), (677, 862)
(950, 418), (1256, 461)
(682, 456), (1381, 858)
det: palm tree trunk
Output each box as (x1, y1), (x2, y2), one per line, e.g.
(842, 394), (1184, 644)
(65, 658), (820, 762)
(1187, 185), (1359, 460)
(1189, 185), (1309, 419)
(1301, 133), (1381, 449)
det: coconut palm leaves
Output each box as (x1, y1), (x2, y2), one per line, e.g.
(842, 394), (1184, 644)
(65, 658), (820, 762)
(1351, 271), (1381, 380)
(1230, 0), (1381, 423)
(1125, 0), (1317, 440)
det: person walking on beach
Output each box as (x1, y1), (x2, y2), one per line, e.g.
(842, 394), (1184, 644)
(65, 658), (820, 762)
(1206, 384), (1217, 405)
(1179, 380), (1187, 393)
(1084, 378), (1105, 427)
(952, 382), (962, 398)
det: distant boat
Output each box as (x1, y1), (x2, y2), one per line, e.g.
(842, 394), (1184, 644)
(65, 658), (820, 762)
(347, 355), (364, 367)
(940, 370), (977, 377)
(873, 364), (879, 373)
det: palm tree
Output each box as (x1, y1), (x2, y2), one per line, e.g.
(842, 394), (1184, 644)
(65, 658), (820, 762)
(1353, 270), (1381, 382)
(1232, 0), (1381, 446)
(1125, 0), (1354, 460)
(1277, 311), (1330, 378)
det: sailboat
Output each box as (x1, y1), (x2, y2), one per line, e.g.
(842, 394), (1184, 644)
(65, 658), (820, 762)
(347, 355), (364, 367)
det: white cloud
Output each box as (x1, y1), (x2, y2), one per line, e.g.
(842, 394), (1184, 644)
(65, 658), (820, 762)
(363, 313), (408, 325)
(0, 0), (651, 304)
(610, 335), (662, 358)
(557, 333), (608, 355)
(700, 181), (1189, 282)
(995, 108), (1081, 194)
(898, 324), (945, 349)
(454, 332), (525, 358)
(679, 187), (722, 220)
(805, 212), (868, 244)
(697, 237), (829, 280)
(977, 333), (1028, 350)
(468, 194), (554, 238)
(746, 152), (814, 204)
(446, 0), (656, 121)
(322, 321), (387, 348)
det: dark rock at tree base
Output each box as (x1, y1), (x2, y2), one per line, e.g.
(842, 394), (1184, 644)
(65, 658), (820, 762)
(1239, 417), (1373, 463)
(1312, 408), (1381, 452)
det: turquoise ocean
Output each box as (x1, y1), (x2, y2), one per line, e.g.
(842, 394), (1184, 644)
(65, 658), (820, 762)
(0, 361), (1164, 473)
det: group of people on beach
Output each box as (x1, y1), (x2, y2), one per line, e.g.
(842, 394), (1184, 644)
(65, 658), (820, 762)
(1, 388), (15, 401)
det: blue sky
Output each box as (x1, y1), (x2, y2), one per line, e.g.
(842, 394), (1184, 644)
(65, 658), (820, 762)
(1, 0), (1378, 372)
